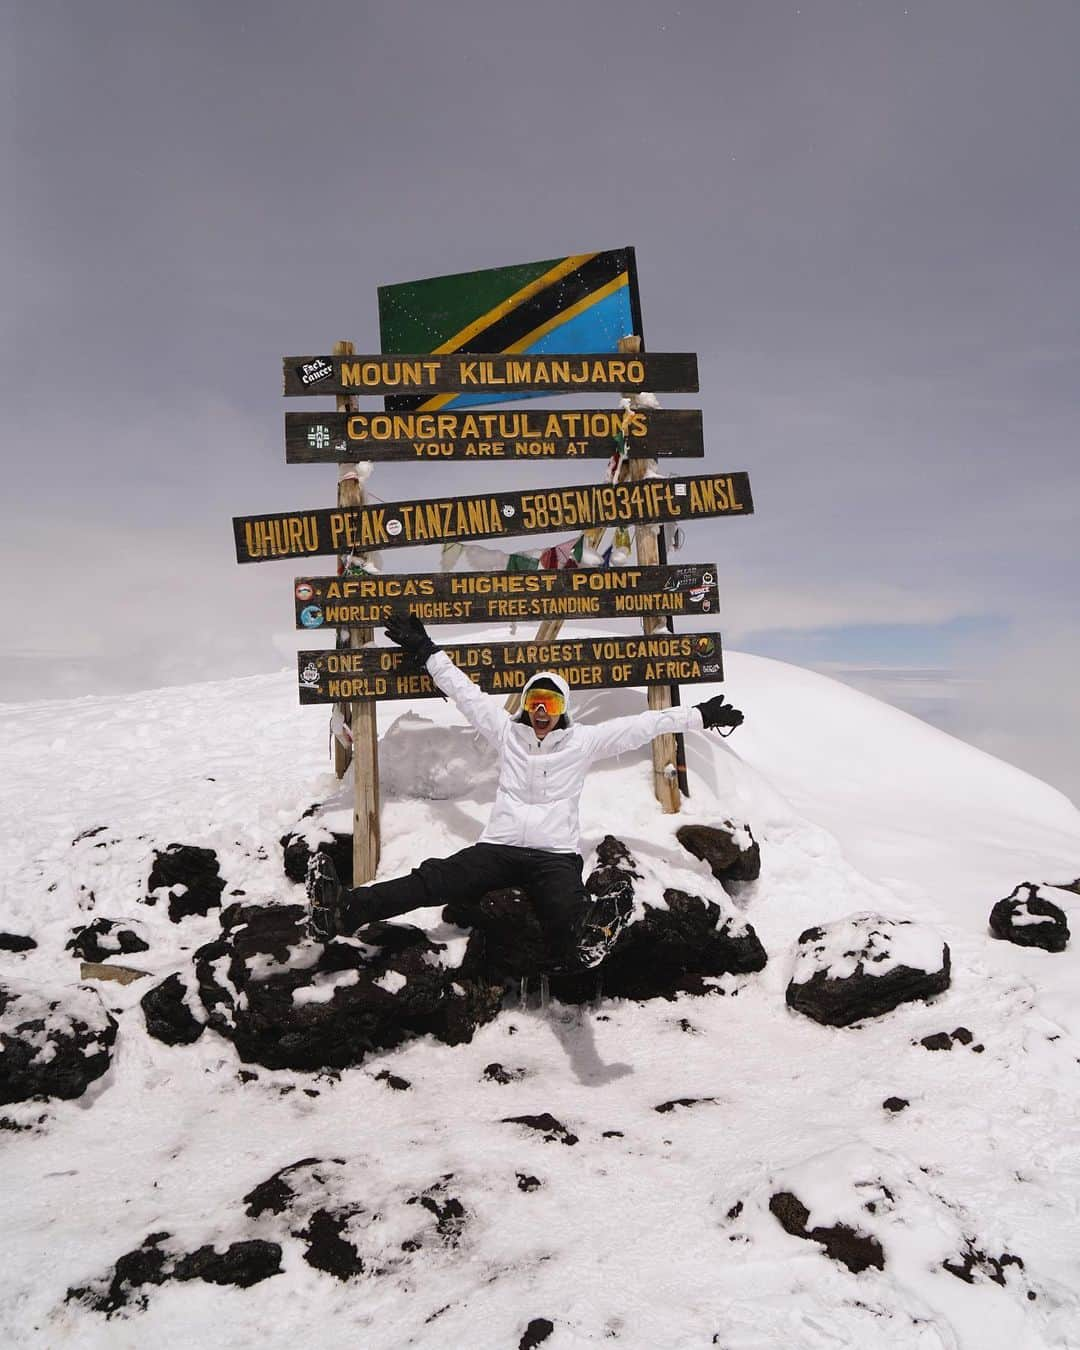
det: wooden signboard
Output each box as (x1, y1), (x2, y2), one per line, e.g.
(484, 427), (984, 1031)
(283, 352), (698, 398)
(285, 408), (704, 463)
(235, 472), (753, 563)
(297, 632), (724, 704)
(293, 564), (720, 630)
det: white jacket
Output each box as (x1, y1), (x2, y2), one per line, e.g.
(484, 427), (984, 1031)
(427, 651), (705, 854)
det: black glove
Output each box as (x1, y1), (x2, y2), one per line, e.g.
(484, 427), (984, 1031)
(385, 611), (438, 663)
(697, 695), (744, 732)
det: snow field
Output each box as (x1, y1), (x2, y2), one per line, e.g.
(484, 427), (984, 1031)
(1, 651), (1078, 1348)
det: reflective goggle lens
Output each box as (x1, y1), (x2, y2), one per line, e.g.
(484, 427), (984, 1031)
(522, 688), (566, 717)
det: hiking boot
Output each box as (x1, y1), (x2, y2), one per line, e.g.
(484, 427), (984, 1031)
(575, 883), (635, 970)
(306, 851), (345, 942)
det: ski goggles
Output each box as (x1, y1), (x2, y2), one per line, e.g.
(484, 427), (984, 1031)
(522, 687), (566, 718)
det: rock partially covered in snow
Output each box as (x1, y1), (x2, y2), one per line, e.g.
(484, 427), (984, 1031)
(676, 821), (761, 885)
(989, 884), (1070, 953)
(786, 914), (950, 1027)
(0, 979), (118, 1104)
(66, 1231), (282, 1314)
(280, 826), (353, 888)
(0, 933), (37, 953)
(456, 890), (551, 979)
(140, 972), (205, 1046)
(147, 844), (225, 922)
(722, 1144), (1036, 1300)
(193, 902), (502, 1071)
(562, 888), (766, 1003)
(453, 837), (767, 1003)
(66, 917), (150, 963)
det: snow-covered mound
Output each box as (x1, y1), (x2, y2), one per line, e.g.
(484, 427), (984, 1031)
(1, 651), (1078, 1349)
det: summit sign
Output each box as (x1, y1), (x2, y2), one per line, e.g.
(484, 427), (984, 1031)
(283, 352), (699, 397)
(234, 472), (753, 563)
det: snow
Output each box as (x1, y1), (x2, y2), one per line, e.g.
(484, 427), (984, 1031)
(1, 649), (1079, 1348)
(291, 968), (362, 1005)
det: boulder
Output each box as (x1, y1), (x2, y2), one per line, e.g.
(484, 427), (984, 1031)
(141, 972), (206, 1046)
(447, 830), (767, 1004)
(989, 884), (1070, 953)
(769, 1190), (885, 1273)
(455, 839), (766, 1004)
(0, 979), (118, 1104)
(676, 821), (761, 885)
(66, 917), (150, 963)
(586, 833), (642, 899)
(193, 901), (502, 1071)
(552, 887), (766, 1004)
(456, 889), (558, 980)
(0, 933), (36, 953)
(280, 827), (353, 888)
(786, 914), (950, 1027)
(66, 1231), (282, 1314)
(147, 844), (225, 922)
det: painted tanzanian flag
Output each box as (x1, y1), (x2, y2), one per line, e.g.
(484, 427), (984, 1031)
(378, 248), (642, 411)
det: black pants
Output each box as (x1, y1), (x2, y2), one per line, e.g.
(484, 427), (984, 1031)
(342, 842), (590, 966)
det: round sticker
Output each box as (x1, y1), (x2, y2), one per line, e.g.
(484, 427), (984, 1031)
(295, 582), (314, 602)
(501, 504), (516, 517)
(300, 605), (324, 628)
(386, 518), (403, 536)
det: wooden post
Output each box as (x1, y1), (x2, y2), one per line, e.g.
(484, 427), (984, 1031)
(332, 339), (381, 883)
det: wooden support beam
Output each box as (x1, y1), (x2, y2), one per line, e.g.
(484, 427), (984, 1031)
(621, 336), (680, 813)
(332, 339), (380, 884)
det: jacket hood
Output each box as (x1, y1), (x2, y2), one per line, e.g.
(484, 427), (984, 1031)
(520, 669), (572, 725)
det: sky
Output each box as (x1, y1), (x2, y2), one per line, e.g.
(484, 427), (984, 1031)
(8, 0), (1080, 802)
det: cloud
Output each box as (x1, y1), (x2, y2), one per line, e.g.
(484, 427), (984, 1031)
(950, 622), (1080, 809)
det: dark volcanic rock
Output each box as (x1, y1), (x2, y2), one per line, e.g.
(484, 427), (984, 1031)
(194, 901), (502, 1071)
(140, 973), (205, 1046)
(552, 887), (766, 1004)
(920, 1032), (954, 1052)
(298, 1209), (365, 1280)
(769, 1191), (885, 1274)
(181, 832), (770, 1068)
(147, 844), (226, 922)
(280, 828), (354, 888)
(943, 1240), (1024, 1287)
(586, 833), (642, 902)
(0, 933), (37, 952)
(243, 1157), (332, 1218)
(66, 917), (150, 964)
(444, 837), (768, 1004)
(67, 1232), (282, 1313)
(456, 889), (551, 977)
(483, 1062), (526, 1084)
(502, 1112), (579, 1146)
(520, 1319), (555, 1349)
(0, 979), (117, 1105)
(786, 914), (950, 1028)
(676, 821), (761, 885)
(654, 1096), (718, 1113)
(989, 884), (1070, 953)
